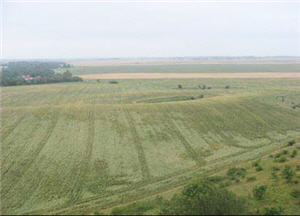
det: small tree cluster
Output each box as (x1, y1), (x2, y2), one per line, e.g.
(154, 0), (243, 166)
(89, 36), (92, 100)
(159, 181), (247, 215)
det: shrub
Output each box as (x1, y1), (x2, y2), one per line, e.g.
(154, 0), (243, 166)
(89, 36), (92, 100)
(277, 155), (287, 163)
(111, 198), (160, 215)
(255, 165), (263, 172)
(252, 160), (260, 167)
(109, 80), (118, 84)
(198, 94), (204, 99)
(282, 165), (295, 182)
(253, 185), (267, 200)
(205, 176), (226, 183)
(269, 154), (274, 158)
(274, 153), (281, 158)
(290, 150), (297, 158)
(290, 190), (300, 198)
(262, 206), (284, 215)
(225, 85), (230, 89)
(288, 140), (295, 146)
(247, 176), (256, 182)
(178, 84), (183, 89)
(296, 165), (300, 171)
(281, 150), (288, 155)
(159, 181), (247, 215)
(227, 167), (247, 179)
(270, 172), (278, 180)
(271, 166), (280, 172)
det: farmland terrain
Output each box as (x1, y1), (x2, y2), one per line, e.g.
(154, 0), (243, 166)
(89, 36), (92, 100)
(1, 61), (300, 215)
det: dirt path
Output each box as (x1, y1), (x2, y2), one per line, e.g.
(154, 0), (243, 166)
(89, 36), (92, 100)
(79, 72), (300, 80)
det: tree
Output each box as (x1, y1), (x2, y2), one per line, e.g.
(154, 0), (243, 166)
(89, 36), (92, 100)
(253, 185), (267, 200)
(159, 181), (247, 215)
(62, 70), (72, 81)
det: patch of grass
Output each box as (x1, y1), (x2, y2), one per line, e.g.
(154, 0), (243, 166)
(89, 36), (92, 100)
(136, 95), (203, 103)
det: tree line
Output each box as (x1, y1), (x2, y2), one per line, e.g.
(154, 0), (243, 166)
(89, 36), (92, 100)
(0, 61), (82, 86)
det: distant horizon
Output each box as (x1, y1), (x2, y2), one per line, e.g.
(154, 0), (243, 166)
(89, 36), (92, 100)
(2, 56), (300, 61)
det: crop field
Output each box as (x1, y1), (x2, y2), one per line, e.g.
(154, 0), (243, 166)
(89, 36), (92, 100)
(62, 63), (300, 76)
(79, 72), (300, 80)
(1, 78), (300, 215)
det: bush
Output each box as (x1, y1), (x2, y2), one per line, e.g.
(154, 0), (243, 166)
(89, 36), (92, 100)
(262, 206), (284, 215)
(252, 160), (260, 167)
(111, 197), (161, 215)
(269, 154), (274, 158)
(255, 165), (263, 172)
(282, 165), (295, 182)
(205, 176), (226, 183)
(159, 181), (247, 215)
(109, 80), (118, 84)
(227, 167), (247, 179)
(178, 84), (183, 89)
(288, 140), (295, 146)
(274, 153), (281, 158)
(277, 155), (287, 163)
(270, 172), (278, 180)
(271, 166), (280, 172)
(290, 190), (300, 198)
(297, 165), (300, 171)
(281, 150), (288, 155)
(290, 150), (297, 158)
(225, 85), (230, 89)
(247, 176), (257, 182)
(253, 185), (267, 200)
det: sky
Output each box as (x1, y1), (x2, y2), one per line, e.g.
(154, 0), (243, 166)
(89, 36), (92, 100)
(2, 1), (300, 59)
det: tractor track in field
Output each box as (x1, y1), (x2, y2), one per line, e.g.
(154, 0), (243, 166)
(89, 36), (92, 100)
(153, 103), (206, 167)
(1, 109), (61, 198)
(68, 107), (95, 203)
(175, 101), (259, 150)
(1, 114), (25, 143)
(123, 106), (151, 181)
(26, 140), (281, 216)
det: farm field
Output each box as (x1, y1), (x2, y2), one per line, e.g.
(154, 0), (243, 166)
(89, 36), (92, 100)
(63, 63), (300, 76)
(1, 78), (300, 215)
(79, 72), (300, 80)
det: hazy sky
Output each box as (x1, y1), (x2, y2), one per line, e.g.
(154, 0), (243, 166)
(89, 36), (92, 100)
(2, 1), (300, 59)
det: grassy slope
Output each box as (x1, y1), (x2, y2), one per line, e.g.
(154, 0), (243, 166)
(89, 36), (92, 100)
(107, 145), (300, 215)
(1, 79), (300, 215)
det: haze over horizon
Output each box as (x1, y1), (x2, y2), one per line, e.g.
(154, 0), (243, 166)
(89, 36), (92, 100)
(2, 2), (300, 59)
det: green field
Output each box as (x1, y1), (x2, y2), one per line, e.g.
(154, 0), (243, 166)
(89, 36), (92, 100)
(59, 64), (300, 75)
(1, 78), (300, 215)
